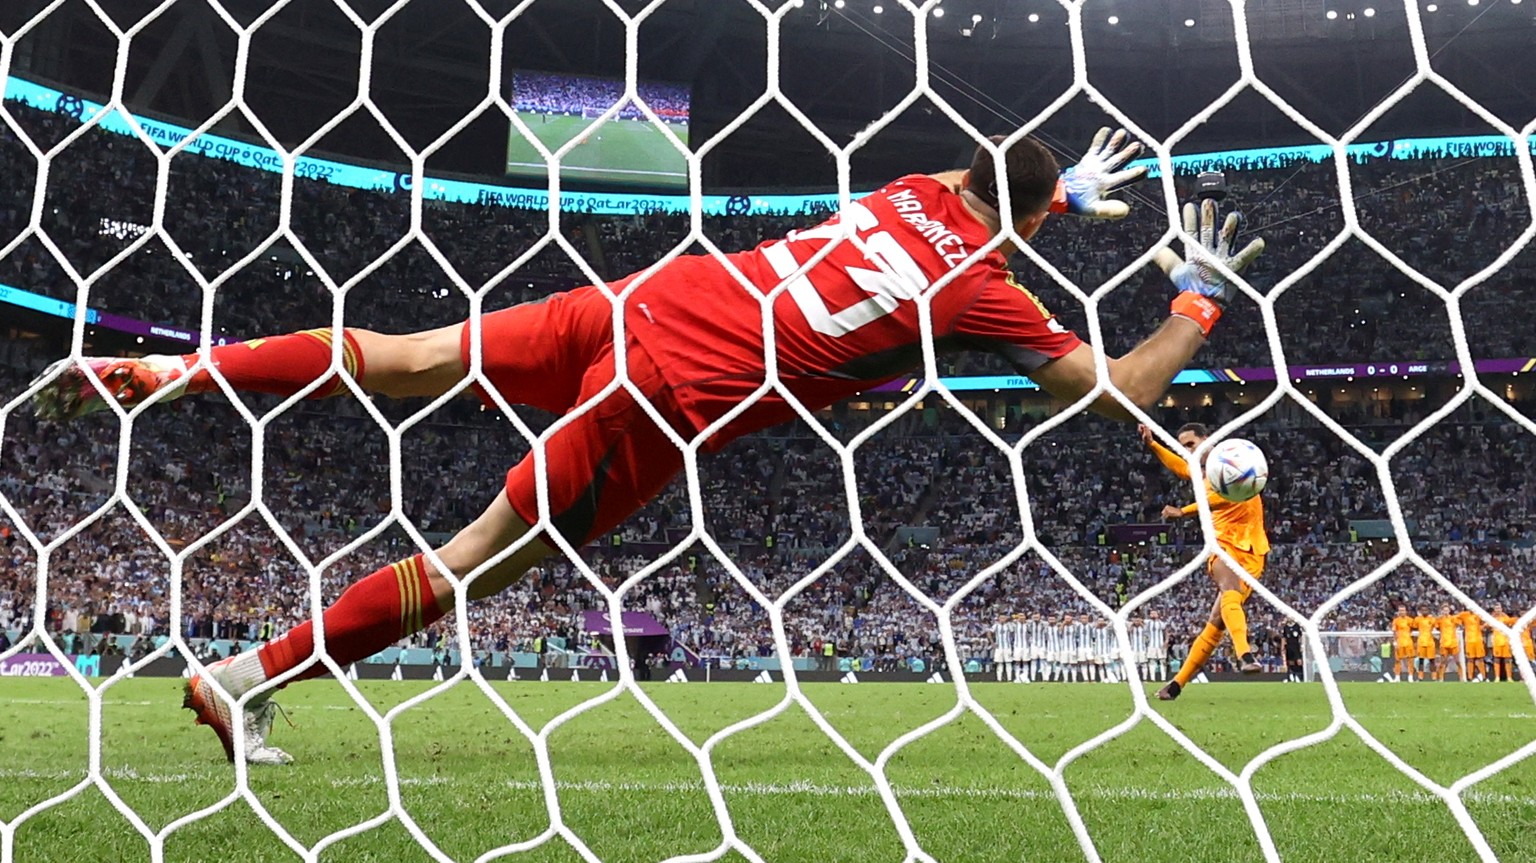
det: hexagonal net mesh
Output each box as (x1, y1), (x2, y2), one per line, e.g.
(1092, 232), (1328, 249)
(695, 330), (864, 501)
(1, 1), (1535, 862)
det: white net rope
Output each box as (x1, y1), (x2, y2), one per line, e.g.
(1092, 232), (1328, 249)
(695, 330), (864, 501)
(0, 0), (1532, 862)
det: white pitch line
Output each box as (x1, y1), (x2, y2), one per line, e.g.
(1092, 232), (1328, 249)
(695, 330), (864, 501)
(4, 769), (1534, 806)
(2, 699), (155, 706)
(503, 161), (686, 178)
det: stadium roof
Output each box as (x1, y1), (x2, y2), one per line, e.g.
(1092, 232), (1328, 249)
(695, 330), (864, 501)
(6, 0), (1533, 188)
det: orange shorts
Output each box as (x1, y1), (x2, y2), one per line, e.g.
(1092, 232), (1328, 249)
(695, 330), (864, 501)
(463, 286), (690, 547)
(1394, 642), (1415, 659)
(1493, 645), (1514, 659)
(1209, 544), (1265, 598)
(1417, 645), (1436, 660)
(1440, 646), (1459, 657)
(1465, 644), (1486, 660)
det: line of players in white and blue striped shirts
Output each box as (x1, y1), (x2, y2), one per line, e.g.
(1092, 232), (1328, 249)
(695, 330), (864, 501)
(989, 612), (1170, 682)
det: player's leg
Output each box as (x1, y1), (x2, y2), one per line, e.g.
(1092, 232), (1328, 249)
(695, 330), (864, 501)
(186, 294), (690, 762)
(1160, 594), (1225, 701)
(184, 489), (547, 762)
(30, 288), (622, 420)
(31, 320), (474, 420)
(1211, 550), (1262, 673)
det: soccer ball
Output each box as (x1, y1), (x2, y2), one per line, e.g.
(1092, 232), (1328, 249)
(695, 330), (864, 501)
(1207, 439), (1268, 502)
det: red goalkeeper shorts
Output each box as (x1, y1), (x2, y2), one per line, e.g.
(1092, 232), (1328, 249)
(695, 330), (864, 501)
(460, 285), (689, 547)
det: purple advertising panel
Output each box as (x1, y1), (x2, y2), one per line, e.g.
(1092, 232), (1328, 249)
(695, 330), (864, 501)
(580, 610), (670, 637)
(0, 652), (71, 676)
(867, 357), (1532, 394)
(93, 311), (200, 345)
(1226, 357), (1532, 382)
(1107, 524), (1168, 544)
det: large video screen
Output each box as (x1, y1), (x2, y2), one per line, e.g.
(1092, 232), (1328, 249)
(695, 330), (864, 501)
(507, 71), (690, 189)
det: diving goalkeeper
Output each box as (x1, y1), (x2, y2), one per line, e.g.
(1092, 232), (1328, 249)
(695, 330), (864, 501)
(32, 129), (1264, 763)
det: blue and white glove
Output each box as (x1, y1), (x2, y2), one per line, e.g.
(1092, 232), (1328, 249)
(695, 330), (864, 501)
(1153, 199), (1265, 307)
(1053, 127), (1148, 220)
(1154, 199), (1265, 336)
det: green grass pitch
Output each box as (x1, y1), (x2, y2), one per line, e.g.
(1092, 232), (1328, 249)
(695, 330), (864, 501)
(2, 678), (1534, 862)
(507, 113), (689, 187)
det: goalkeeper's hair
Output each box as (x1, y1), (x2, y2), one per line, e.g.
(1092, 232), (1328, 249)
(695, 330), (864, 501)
(1177, 422), (1210, 438)
(967, 135), (1058, 217)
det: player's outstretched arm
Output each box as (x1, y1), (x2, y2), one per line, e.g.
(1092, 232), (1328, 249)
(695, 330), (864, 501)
(1140, 423), (1193, 478)
(1051, 127), (1147, 221)
(1031, 199), (1264, 422)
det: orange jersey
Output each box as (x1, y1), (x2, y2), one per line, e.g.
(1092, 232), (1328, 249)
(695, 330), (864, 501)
(1150, 441), (1270, 556)
(1391, 614), (1415, 647)
(1491, 614), (1516, 651)
(1437, 615), (1460, 650)
(1459, 611), (1485, 648)
(1414, 615), (1438, 648)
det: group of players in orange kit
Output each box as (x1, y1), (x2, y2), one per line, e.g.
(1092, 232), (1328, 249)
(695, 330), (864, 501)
(1391, 604), (1535, 682)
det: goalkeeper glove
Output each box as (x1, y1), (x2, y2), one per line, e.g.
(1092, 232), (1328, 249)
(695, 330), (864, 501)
(1154, 199), (1265, 336)
(1050, 127), (1148, 220)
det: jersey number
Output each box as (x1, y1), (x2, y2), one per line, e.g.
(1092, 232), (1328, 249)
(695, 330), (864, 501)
(762, 202), (931, 338)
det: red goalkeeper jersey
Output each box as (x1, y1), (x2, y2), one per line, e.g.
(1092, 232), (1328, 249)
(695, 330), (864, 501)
(623, 174), (1083, 445)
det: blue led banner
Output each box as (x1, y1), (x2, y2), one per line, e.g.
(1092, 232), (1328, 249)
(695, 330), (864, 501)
(6, 75), (1532, 217)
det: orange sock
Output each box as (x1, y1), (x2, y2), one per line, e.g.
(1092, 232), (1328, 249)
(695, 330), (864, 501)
(1218, 590), (1250, 657)
(1173, 623), (1224, 687)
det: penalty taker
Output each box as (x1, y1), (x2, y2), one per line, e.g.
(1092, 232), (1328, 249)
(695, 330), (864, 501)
(33, 129), (1265, 764)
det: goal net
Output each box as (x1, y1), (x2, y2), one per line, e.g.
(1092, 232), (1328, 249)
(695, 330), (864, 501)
(1, 1), (1535, 862)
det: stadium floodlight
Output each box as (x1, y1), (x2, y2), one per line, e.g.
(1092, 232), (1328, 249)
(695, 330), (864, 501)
(872, 3), (883, 12)
(1185, 18), (1195, 26)
(1028, 12), (1040, 22)
(1327, 9), (1339, 18)
(1107, 15), (1119, 24)
(932, 6), (944, 16)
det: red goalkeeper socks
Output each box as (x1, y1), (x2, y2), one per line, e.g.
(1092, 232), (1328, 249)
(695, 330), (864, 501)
(252, 554), (446, 686)
(179, 328), (364, 398)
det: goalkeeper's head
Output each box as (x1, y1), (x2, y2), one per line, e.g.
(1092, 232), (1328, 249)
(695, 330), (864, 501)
(963, 135), (1059, 241)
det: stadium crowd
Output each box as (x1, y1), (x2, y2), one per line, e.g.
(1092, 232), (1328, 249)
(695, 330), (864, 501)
(1, 97), (1533, 677)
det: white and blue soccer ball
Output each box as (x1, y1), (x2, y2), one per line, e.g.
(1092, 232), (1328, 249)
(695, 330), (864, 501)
(1208, 439), (1268, 503)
